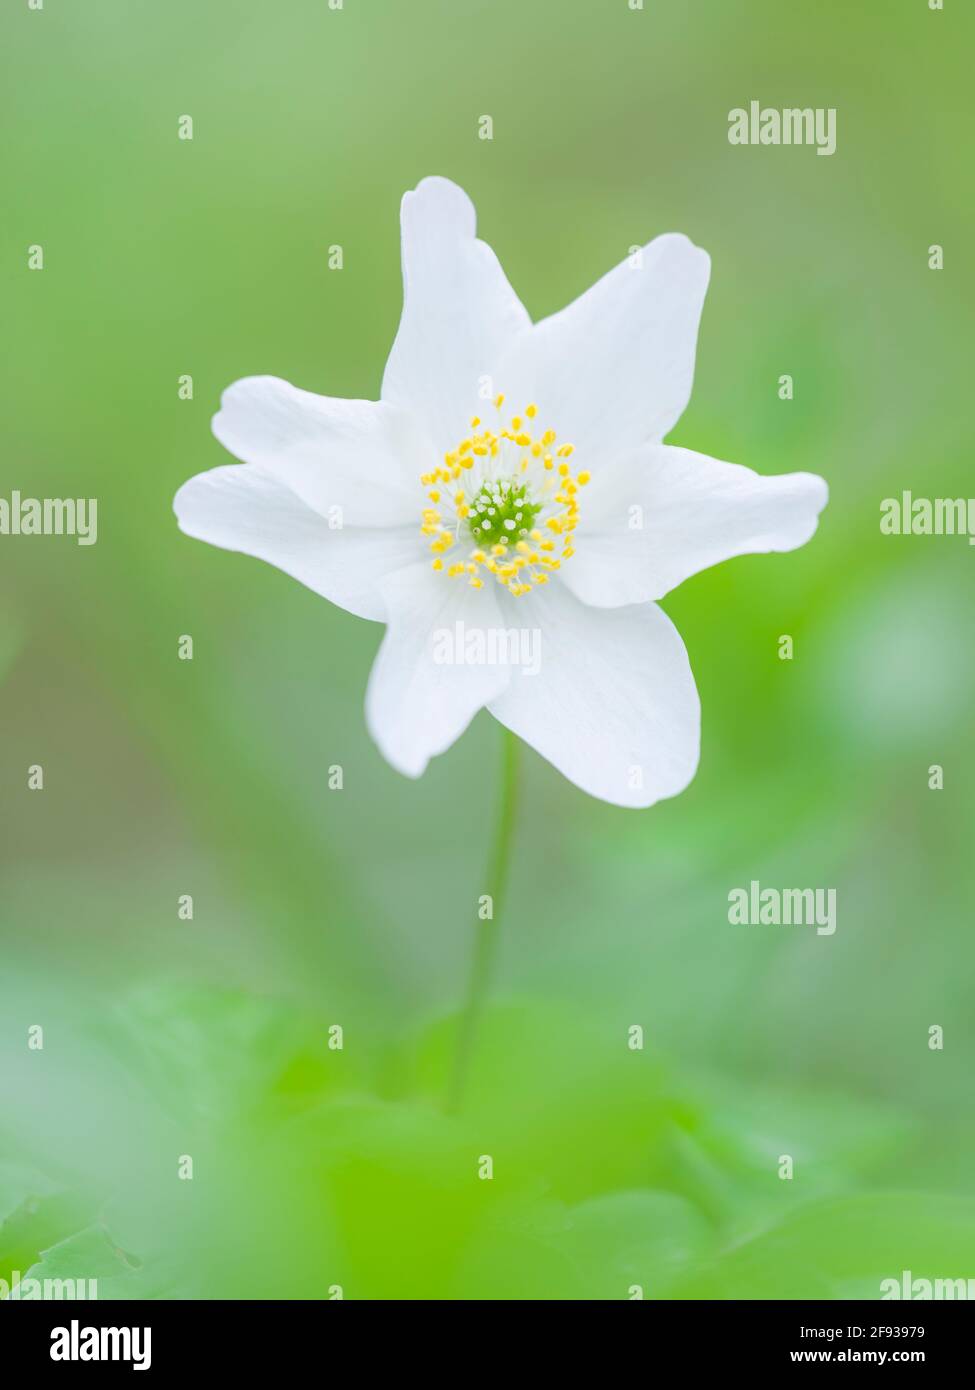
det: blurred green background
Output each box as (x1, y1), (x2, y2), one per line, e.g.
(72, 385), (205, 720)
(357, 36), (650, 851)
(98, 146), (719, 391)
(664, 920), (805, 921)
(2, 0), (974, 1299)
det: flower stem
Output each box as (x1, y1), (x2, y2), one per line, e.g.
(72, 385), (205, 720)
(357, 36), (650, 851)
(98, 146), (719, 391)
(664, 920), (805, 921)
(446, 728), (520, 1115)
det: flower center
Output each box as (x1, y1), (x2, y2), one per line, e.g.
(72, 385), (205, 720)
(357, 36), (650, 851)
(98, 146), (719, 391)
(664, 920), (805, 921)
(468, 478), (541, 547)
(419, 396), (590, 596)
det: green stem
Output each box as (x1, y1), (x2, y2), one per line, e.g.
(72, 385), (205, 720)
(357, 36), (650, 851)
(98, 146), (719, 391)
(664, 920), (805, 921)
(446, 728), (520, 1115)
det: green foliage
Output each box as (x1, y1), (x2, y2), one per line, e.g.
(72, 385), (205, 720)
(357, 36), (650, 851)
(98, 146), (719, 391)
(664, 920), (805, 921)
(668, 1195), (975, 1301)
(2, 986), (961, 1300)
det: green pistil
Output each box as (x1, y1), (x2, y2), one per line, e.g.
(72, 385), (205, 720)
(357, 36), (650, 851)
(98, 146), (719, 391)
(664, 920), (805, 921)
(467, 479), (541, 547)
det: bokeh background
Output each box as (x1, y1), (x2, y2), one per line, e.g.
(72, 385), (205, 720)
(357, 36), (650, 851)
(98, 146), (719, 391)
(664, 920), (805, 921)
(2, 0), (973, 1299)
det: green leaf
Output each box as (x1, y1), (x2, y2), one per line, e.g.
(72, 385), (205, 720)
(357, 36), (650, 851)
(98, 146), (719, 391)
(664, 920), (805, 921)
(668, 1194), (975, 1299)
(407, 999), (683, 1201)
(13, 1225), (174, 1301)
(0, 1164), (97, 1295)
(561, 1190), (713, 1300)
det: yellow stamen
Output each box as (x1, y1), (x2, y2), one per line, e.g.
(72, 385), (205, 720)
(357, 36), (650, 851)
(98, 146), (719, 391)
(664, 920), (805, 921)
(419, 397), (584, 597)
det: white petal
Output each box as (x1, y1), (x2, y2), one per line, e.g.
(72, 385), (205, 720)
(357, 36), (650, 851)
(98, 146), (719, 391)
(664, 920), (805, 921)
(366, 564), (511, 777)
(381, 177), (531, 455)
(212, 376), (426, 528)
(488, 584), (699, 809)
(564, 445), (829, 607)
(174, 465), (419, 622)
(493, 234), (710, 457)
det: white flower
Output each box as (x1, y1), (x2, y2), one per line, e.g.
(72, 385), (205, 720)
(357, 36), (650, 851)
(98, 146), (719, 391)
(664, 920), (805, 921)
(174, 177), (827, 809)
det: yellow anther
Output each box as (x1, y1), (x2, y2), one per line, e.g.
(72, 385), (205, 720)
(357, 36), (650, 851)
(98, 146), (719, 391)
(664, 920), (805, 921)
(423, 393), (585, 595)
